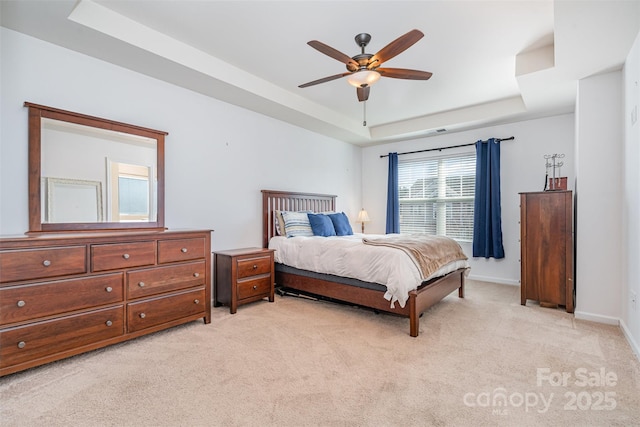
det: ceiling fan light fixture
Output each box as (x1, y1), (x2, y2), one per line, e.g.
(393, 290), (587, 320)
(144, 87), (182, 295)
(347, 70), (381, 88)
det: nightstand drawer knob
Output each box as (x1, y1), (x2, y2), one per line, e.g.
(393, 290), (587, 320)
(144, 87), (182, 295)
(193, 272), (199, 278)
(17, 300), (26, 308)
(139, 313), (146, 319)
(43, 260), (51, 267)
(181, 248), (188, 253)
(194, 299), (200, 304)
(17, 341), (26, 349)
(105, 320), (113, 327)
(105, 287), (113, 293)
(122, 253), (130, 260)
(138, 282), (145, 287)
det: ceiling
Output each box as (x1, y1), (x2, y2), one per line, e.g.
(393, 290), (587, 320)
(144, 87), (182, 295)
(2, 0), (639, 146)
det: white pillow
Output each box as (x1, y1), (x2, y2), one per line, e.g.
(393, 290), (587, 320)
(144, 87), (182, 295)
(282, 211), (314, 237)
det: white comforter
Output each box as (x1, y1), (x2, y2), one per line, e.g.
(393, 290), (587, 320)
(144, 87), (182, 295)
(269, 233), (469, 309)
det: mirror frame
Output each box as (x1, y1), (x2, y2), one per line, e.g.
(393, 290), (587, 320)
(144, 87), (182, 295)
(26, 102), (166, 233)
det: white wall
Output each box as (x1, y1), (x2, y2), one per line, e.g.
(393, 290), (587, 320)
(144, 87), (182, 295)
(622, 32), (640, 356)
(362, 114), (575, 285)
(574, 71), (623, 324)
(0, 28), (362, 251)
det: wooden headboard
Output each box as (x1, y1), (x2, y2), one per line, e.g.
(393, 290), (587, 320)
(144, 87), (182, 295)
(261, 190), (336, 248)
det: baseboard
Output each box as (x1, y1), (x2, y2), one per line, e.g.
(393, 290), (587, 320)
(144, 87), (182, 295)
(620, 319), (640, 362)
(574, 310), (620, 325)
(467, 274), (519, 286)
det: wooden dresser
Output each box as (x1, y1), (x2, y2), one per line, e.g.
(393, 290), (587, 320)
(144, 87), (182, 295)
(0, 229), (211, 376)
(214, 248), (275, 314)
(520, 191), (574, 313)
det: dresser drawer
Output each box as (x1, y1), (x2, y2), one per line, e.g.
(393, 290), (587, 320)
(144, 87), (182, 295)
(158, 238), (205, 264)
(91, 241), (156, 272)
(237, 275), (272, 300)
(127, 288), (205, 333)
(0, 306), (125, 368)
(127, 261), (206, 299)
(0, 273), (124, 325)
(0, 246), (86, 283)
(237, 255), (272, 279)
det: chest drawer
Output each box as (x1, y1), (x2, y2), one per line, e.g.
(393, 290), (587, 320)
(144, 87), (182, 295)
(237, 255), (272, 279)
(127, 288), (205, 333)
(127, 261), (206, 299)
(237, 275), (272, 300)
(158, 238), (205, 264)
(91, 241), (156, 272)
(0, 246), (86, 283)
(0, 273), (124, 325)
(0, 306), (125, 368)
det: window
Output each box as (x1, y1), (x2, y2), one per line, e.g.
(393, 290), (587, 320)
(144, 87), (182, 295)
(109, 161), (153, 222)
(398, 153), (476, 241)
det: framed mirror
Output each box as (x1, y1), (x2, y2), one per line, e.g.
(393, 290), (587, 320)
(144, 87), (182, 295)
(26, 102), (166, 233)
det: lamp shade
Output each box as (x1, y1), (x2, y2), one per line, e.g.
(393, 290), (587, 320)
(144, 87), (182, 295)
(357, 209), (370, 223)
(347, 70), (381, 88)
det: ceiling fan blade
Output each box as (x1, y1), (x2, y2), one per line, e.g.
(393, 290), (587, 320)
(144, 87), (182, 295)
(298, 72), (352, 88)
(377, 68), (433, 80)
(307, 40), (359, 69)
(369, 29), (424, 68)
(357, 86), (370, 102)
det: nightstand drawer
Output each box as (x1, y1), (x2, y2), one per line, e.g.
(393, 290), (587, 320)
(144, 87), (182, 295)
(0, 306), (125, 368)
(91, 241), (156, 272)
(158, 238), (206, 264)
(0, 273), (124, 325)
(127, 261), (205, 299)
(0, 246), (86, 283)
(237, 256), (272, 279)
(237, 275), (272, 300)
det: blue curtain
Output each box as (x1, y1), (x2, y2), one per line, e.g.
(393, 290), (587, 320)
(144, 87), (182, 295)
(386, 152), (400, 234)
(473, 139), (505, 258)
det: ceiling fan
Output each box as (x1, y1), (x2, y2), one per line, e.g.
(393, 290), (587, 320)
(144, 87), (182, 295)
(298, 29), (433, 102)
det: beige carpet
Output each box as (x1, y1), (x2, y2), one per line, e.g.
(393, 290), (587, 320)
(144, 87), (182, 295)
(1, 280), (639, 427)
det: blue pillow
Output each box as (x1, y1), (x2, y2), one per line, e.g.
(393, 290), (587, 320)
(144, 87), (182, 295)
(328, 212), (353, 236)
(307, 213), (336, 237)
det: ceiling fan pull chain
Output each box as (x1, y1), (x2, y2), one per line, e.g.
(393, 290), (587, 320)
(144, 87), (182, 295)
(363, 101), (367, 127)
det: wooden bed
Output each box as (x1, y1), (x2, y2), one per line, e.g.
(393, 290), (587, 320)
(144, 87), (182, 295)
(261, 189), (466, 337)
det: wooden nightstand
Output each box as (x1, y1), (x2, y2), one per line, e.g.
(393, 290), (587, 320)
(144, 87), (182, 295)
(213, 248), (275, 313)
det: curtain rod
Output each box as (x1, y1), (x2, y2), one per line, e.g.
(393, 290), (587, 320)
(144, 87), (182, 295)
(379, 136), (515, 158)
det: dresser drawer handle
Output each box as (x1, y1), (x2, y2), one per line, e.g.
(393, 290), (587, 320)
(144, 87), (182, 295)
(105, 320), (113, 327)
(43, 260), (51, 267)
(17, 300), (26, 308)
(105, 286), (113, 293)
(253, 285), (258, 290)
(194, 299), (200, 304)
(122, 253), (130, 260)
(253, 264), (258, 269)
(138, 282), (145, 287)
(193, 272), (199, 278)
(139, 313), (146, 319)
(181, 248), (188, 253)
(17, 341), (26, 349)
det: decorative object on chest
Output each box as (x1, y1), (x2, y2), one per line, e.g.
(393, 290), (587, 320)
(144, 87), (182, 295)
(214, 248), (275, 314)
(519, 191), (574, 313)
(0, 230), (212, 376)
(543, 153), (567, 191)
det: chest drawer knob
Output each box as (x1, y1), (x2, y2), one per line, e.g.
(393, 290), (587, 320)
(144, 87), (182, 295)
(17, 341), (26, 349)
(138, 282), (145, 287)
(43, 260), (51, 267)
(139, 313), (146, 319)
(181, 248), (188, 253)
(194, 299), (200, 304)
(122, 253), (130, 260)
(105, 286), (113, 293)
(105, 320), (113, 327)
(17, 300), (26, 308)
(193, 272), (200, 278)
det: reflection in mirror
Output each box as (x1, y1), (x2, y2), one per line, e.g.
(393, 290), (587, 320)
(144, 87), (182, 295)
(40, 118), (157, 224)
(26, 102), (166, 233)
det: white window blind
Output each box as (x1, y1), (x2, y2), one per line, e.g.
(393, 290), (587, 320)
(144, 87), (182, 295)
(398, 153), (476, 241)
